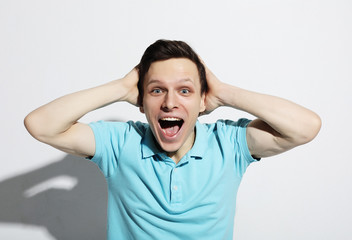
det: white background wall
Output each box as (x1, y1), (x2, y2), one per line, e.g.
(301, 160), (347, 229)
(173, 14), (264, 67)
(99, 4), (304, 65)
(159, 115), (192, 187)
(1, 0), (351, 239)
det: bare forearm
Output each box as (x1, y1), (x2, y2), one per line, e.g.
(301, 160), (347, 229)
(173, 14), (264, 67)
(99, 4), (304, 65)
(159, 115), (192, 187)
(24, 78), (130, 140)
(218, 83), (321, 144)
(203, 64), (320, 157)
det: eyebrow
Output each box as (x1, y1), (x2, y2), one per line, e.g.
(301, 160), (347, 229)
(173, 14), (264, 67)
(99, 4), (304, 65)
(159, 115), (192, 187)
(146, 78), (194, 86)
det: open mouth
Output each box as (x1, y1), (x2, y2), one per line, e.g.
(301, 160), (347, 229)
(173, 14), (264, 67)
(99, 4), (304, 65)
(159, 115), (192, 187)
(158, 117), (184, 137)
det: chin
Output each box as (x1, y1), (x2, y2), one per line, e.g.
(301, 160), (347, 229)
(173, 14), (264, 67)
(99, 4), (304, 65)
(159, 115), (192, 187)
(158, 141), (182, 154)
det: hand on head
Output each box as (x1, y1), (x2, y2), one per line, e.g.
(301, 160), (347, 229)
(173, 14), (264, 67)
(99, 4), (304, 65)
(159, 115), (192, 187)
(121, 67), (140, 107)
(200, 61), (224, 115)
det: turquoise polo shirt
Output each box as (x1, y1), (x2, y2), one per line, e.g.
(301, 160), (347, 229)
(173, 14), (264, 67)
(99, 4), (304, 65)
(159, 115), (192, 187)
(89, 119), (258, 240)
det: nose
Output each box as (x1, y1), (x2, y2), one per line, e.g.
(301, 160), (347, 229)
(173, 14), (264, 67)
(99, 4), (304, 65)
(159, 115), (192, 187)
(162, 91), (178, 111)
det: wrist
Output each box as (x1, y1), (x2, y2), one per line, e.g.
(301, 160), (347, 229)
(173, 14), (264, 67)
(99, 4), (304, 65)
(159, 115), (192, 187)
(117, 73), (139, 106)
(217, 83), (241, 108)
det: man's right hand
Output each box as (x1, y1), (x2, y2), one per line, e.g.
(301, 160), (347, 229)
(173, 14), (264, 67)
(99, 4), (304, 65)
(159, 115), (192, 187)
(120, 68), (140, 106)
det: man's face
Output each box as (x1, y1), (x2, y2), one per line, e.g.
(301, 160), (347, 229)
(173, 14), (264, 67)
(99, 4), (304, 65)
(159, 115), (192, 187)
(140, 58), (206, 160)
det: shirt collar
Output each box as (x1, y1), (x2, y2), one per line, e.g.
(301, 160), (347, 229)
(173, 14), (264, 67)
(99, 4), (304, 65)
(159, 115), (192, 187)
(141, 127), (163, 159)
(141, 121), (207, 160)
(187, 121), (207, 159)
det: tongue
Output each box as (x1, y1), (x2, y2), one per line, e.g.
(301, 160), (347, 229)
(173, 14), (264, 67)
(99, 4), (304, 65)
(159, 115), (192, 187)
(163, 125), (180, 137)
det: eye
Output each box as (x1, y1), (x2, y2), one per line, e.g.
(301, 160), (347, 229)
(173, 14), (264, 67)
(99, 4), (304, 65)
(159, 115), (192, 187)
(151, 88), (162, 94)
(180, 89), (190, 94)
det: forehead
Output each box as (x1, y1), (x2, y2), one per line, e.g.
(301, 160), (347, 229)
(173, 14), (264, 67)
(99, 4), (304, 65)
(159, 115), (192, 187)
(145, 58), (200, 86)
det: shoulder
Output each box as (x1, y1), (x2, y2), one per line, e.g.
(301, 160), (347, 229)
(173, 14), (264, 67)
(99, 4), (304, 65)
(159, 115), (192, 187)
(89, 120), (148, 129)
(197, 119), (258, 163)
(200, 119), (252, 134)
(200, 119), (253, 150)
(89, 120), (149, 138)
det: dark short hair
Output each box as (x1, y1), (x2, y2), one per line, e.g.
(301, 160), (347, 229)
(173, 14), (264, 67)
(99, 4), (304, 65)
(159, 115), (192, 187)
(136, 39), (208, 106)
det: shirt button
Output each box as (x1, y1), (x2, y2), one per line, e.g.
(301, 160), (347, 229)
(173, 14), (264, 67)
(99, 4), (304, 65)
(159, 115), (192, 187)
(173, 185), (178, 191)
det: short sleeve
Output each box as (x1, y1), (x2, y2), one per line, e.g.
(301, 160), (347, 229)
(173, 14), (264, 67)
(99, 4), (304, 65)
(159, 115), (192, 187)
(215, 119), (259, 176)
(232, 118), (259, 164)
(88, 121), (130, 178)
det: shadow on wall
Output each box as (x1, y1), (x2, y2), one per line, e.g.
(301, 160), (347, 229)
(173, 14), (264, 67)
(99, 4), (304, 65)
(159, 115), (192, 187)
(0, 155), (107, 240)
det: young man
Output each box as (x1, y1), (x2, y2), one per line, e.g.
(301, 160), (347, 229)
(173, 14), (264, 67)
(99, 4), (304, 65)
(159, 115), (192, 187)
(24, 40), (321, 239)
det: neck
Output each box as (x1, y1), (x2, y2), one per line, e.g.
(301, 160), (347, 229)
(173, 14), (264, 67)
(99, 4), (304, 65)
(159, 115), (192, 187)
(167, 129), (196, 164)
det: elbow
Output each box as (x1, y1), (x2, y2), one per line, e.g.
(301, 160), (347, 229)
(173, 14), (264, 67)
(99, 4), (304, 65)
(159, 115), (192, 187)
(298, 113), (322, 145)
(307, 113), (322, 142)
(24, 112), (47, 142)
(24, 113), (37, 139)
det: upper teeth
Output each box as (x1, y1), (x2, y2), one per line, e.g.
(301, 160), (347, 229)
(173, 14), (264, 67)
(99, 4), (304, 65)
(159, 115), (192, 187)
(161, 117), (182, 121)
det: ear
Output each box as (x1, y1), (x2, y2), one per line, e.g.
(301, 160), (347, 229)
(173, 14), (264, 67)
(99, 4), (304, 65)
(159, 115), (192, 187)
(199, 93), (206, 112)
(139, 106), (145, 114)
